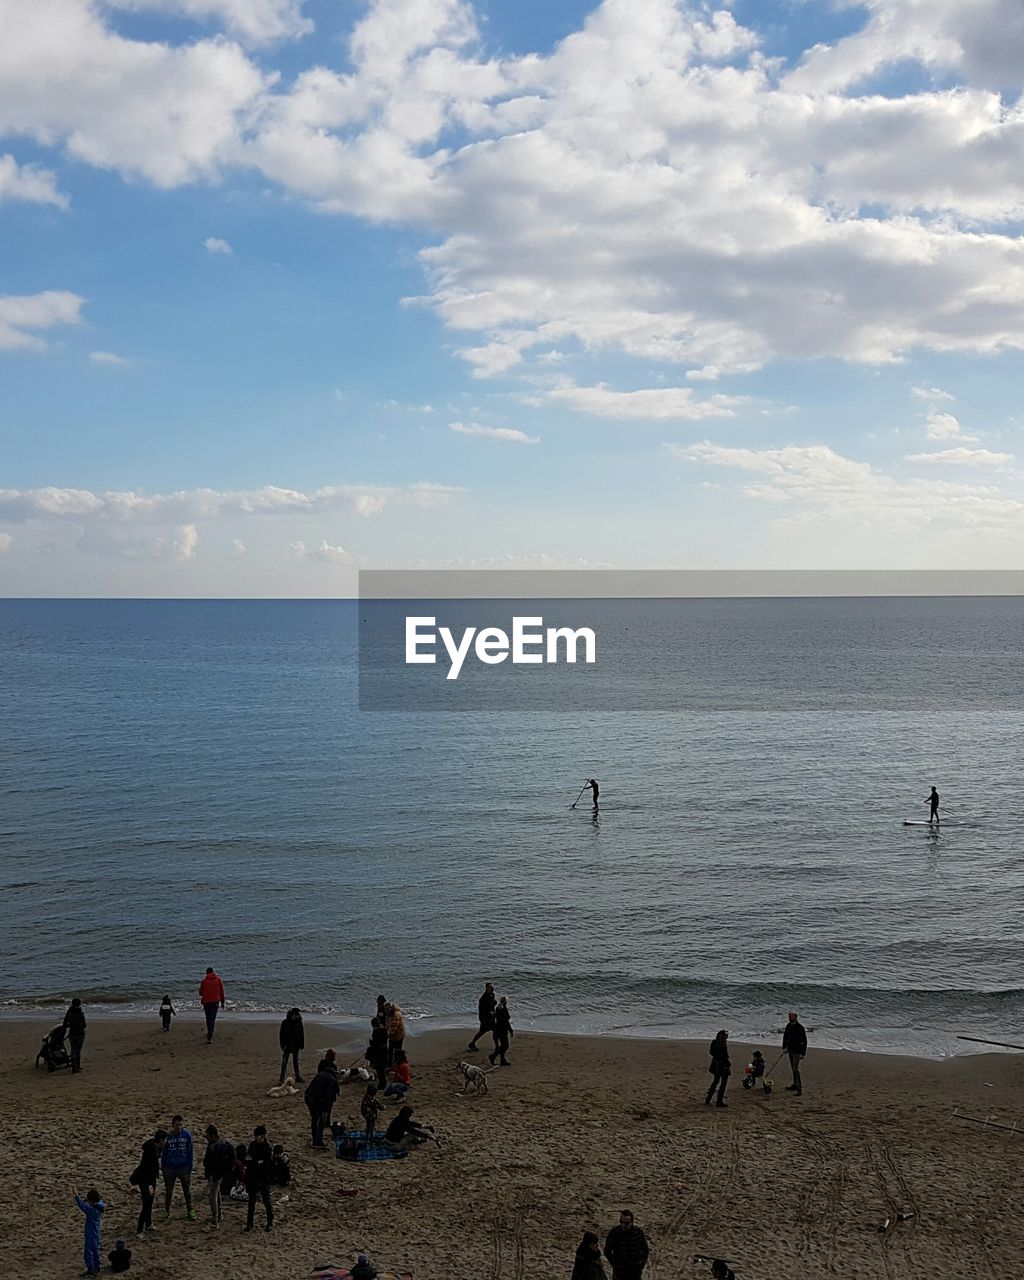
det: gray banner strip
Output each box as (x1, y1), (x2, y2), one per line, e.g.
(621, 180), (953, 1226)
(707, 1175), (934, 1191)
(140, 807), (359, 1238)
(360, 569), (1024, 599)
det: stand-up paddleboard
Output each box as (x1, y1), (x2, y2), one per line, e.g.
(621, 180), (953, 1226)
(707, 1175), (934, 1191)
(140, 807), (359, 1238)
(903, 819), (968, 827)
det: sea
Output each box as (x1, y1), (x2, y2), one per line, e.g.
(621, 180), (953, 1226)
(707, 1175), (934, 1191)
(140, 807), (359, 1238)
(2, 596), (1023, 1059)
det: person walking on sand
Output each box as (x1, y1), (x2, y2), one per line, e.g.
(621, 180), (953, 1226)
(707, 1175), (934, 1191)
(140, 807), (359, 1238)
(202, 1125), (235, 1230)
(198, 967), (225, 1043)
(279, 1007), (305, 1084)
(783, 1010), (807, 1096)
(129, 1128), (165, 1238)
(161, 1115), (196, 1221)
(926, 786), (940, 824)
(488, 995), (513, 1067)
(62, 997), (87, 1073)
(467, 981), (496, 1052)
(603, 1210), (649, 1280)
(73, 1187), (105, 1278)
(573, 1230), (607, 1279)
(705, 1030), (730, 1107)
(243, 1126), (274, 1233)
(304, 1056), (340, 1149)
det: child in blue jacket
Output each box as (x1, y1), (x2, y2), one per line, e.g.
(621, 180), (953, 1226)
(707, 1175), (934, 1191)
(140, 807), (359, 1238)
(73, 1186), (105, 1277)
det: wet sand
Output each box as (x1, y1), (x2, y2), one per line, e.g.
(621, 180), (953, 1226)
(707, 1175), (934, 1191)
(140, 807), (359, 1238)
(2, 1016), (1023, 1278)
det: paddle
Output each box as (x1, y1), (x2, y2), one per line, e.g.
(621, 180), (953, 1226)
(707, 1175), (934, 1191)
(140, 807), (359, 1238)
(570, 782), (589, 809)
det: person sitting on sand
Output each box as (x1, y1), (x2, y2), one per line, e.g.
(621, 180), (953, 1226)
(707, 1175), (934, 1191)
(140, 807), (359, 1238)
(108, 1238), (132, 1273)
(270, 1144), (291, 1186)
(225, 1145), (247, 1200)
(382, 1105), (433, 1152)
(710, 1261), (735, 1280)
(382, 1049), (412, 1100)
(360, 1082), (383, 1146)
(573, 1230), (607, 1279)
(351, 1253), (378, 1280)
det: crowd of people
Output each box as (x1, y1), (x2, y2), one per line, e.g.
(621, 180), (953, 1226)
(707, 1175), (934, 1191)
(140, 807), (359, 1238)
(58, 972), (795, 1276)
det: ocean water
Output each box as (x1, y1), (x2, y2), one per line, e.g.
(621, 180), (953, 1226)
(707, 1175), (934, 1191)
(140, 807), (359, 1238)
(1, 596), (1023, 1058)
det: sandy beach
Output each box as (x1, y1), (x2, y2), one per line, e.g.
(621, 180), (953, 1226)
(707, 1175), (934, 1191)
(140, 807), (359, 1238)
(2, 1017), (1023, 1279)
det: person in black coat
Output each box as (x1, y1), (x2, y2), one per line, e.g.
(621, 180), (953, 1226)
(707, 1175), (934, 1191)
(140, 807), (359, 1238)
(488, 996), (513, 1067)
(467, 982), (496, 1052)
(129, 1129), (166, 1238)
(367, 1017), (389, 1088)
(603, 1211), (649, 1280)
(303, 1060), (339, 1149)
(572, 1230), (607, 1279)
(243, 1126), (273, 1232)
(278, 1008), (305, 1084)
(62, 998), (87, 1073)
(783, 1011), (807, 1095)
(705, 1030), (730, 1107)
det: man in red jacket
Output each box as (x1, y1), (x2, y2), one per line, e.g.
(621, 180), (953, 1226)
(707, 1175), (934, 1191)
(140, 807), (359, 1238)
(199, 967), (226, 1043)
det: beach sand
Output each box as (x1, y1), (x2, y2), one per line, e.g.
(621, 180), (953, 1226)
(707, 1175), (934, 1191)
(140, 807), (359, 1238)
(2, 1017), (1022, 1279)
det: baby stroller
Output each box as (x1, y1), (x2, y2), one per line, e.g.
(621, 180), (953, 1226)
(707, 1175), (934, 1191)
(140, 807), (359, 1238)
(35, 1024), (72, 1072)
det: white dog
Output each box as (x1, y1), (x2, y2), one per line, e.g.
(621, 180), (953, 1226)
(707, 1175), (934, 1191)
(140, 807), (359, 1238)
(266, 1075), (298, 1097)
(457, 1060), (492, 1095)
(340, 1065), (373, 1085)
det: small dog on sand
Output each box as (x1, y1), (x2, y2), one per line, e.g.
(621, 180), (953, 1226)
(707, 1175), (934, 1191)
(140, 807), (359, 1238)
(457, 1061), (492, 1095)
(340, 1066), (373, 1085)
(267, 1076), (298, 1097)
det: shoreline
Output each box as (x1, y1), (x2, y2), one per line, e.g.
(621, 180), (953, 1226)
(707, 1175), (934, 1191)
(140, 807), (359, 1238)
(4, 1007), (1020, 1062)
(4, 1018), (1024, 1278)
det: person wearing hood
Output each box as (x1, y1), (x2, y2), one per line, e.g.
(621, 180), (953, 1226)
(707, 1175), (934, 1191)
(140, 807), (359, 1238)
(279, 1008), (305, 1084)
(351, 1253), (378, 1280)
(108, 1238), (132, 1273)
(304, 1057), (340, 1149)
(572, 1230), (607, 1279)
(62, 997), (87, 1073)
(198, 968), (226, 1043)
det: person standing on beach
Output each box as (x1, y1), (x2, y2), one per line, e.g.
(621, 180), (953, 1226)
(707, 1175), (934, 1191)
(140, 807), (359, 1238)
(489, 995), (513, 1067)
(367, 1017), (389, 1087)
(202, 1125), (234, 1230)
(278, 1008), (305, 1084)
(129, 1129), (165, 1238)
(573, 1230), (608, 1279)
(72, 1187), (105, 1279)
(385, 1003), (406, 1065)
(783, 1011), (807, 1096)
(243, 1126), (274, 1232)
(926, 786), (940, 824)
(603, 1210), (649, 1280)
(198, 967), (225, 1043)
(705, 1030), (730, 1107)
(467, 982), (496, 1052)
(304, 1056), (340, 1149)
(62, 997), (87, 1073)
(159, 995), (175, 1033)
(161, 1115), (196, 1221)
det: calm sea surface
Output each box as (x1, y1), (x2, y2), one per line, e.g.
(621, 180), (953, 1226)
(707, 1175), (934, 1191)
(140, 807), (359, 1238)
(1, 597), (1022, 1057)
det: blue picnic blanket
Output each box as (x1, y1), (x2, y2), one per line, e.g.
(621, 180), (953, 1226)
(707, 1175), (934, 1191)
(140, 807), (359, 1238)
(335, 1129), (407, 1161)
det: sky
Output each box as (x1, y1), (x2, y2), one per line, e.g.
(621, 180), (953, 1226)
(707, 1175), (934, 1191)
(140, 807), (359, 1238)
(2, 0), (1024, 595)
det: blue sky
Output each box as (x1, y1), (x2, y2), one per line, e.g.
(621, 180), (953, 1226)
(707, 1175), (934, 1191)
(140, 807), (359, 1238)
(2, 0), (1024, 594)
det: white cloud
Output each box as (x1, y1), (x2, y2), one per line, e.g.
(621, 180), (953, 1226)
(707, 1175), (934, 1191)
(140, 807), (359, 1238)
(230, 538), (247, 557)
(8, 0), (1024, 389)
(449, 421), (539, 443)
(905, 447), (1013, 465)
(924, 409), (977, 440)
(678, 440), (1024, 536)
(204, 236), (233, 255)
(548, 381), (741, 421)
(306, 539), (351, 563)
(0, 532), (12, 552)
(88, 350), (130, 366)
(0, 153), (66, 207)
(76, 521), (199, 560)
(104, 0), (313, 46)
(0, 290), (84, 351)
(912, 385), (955, 403)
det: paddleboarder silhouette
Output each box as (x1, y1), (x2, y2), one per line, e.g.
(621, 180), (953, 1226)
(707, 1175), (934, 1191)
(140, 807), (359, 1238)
(927, 786), (940, 824)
